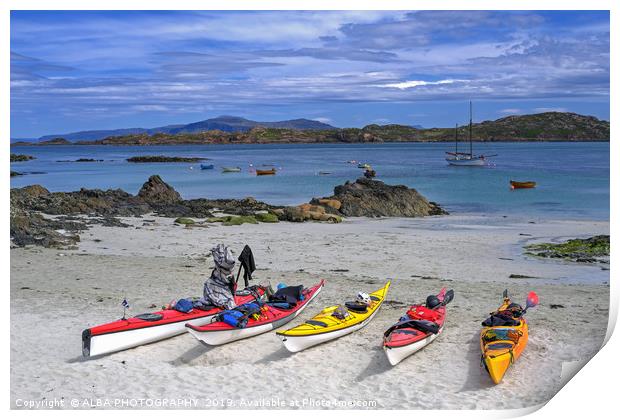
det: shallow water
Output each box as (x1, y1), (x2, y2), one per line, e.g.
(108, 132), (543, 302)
(10, 142), (609, 220)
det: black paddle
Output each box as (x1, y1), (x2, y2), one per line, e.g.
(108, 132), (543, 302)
(442, 289), (455, 306)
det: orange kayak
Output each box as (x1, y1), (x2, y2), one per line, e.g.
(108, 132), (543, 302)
(480, 292), (528, 384)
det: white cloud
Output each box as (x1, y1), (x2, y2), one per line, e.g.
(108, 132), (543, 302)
(378, 79), (462, 90)
(314, 117), (332, 124)
(499, 108), (522, 114)
(132, 105), (170, 112)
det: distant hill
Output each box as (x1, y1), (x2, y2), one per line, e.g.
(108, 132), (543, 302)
(11, 112), (609, 146)
(34, 116), (336, 142)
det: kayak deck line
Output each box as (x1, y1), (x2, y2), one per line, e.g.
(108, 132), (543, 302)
(81, 287), (266, 358)
(276, 281), (390, 352)
(185, 280), (324, 346)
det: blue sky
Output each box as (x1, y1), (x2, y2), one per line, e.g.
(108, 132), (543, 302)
(10, 10), (610, 138)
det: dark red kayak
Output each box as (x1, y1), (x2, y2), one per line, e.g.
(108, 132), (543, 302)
(82, 286), (265, 357)
(383, 288), (454, 365)
(186, 280), (324, 345)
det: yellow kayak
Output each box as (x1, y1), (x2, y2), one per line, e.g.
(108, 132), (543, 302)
(480, 290), (538, 384)
(277, 281), (390, 352)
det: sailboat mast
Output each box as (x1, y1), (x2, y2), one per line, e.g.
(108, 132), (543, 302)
(455, 123), (458, 154)
(469, 101), (473, 156)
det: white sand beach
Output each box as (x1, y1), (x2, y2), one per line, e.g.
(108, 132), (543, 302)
(10, 214), (610, 409)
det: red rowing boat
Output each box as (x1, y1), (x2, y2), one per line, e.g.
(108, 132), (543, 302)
(510, 180), (536, 189)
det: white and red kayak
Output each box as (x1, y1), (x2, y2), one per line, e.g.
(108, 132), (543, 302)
(186, 280), (324, 346)
(82, 287), (265, 357)
(383, 288), (454, 366)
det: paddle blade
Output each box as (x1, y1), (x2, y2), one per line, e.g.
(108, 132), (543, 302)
(442, 289), (455, 306)
(502, 289), (509, 299)
(526, 291), (539, 309)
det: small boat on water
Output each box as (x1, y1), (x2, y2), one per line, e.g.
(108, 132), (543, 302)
(256, 168), (276, 176)
(222, 166), (242, 173)
(510, 180), (536, 189)
(358, 163), (371, 169)
(318, 171), (332, 176)
(200, 164), (214, 170)
(446, 102), (496, 166)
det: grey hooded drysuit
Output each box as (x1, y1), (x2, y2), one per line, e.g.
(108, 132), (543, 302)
(201, 244), (237, 309)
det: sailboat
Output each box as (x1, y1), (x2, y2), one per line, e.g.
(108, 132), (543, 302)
(445, 102), (489, 166)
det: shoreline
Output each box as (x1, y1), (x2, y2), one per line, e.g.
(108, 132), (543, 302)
(72, 213), (611, 286)
(10, 213), (610, 409)
(10, 139), (612, 147)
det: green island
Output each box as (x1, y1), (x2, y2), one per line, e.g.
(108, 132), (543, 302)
(11, 112), (610, 146)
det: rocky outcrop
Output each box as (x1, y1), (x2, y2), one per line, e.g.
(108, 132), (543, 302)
(12, 185), (149, 217)
(10, 211), (83, 248)
(138, 175), (182, 205)
(525, 235), (610, 264)
(276, 178), (445, 222)
(311, 178), (446, 217)
(274, 204), (342, 223)
(11, 153), (35, 162)
(10, 175), (283, 247)
(10, 175), (446, 247)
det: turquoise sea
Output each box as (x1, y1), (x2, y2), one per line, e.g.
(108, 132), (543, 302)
(10, 142), (609, 220)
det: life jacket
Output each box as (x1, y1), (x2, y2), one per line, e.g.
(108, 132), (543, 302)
(407, 305), (441, 322)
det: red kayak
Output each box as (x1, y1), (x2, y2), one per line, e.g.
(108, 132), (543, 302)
(383, 288), (454, 365)
(82, 286), (265, 357)
(186, 280), (324, 345)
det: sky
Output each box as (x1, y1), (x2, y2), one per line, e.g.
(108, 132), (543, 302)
(10, 10), (610, 138)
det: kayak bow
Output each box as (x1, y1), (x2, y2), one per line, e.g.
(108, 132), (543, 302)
(383, 288), (454, 366)
(82, 287), (264, 357)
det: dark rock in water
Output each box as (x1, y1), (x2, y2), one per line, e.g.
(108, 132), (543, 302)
(138, 175), (181, 205)
(11, 171), (23, 177)
(318, 178), (446, 217)
(127, 155), (206, 163)
(56, 158), (104, 162)
(11, 153), (35, 162)
(509, 274), (537, 279)
(550, 304), (565, 309)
